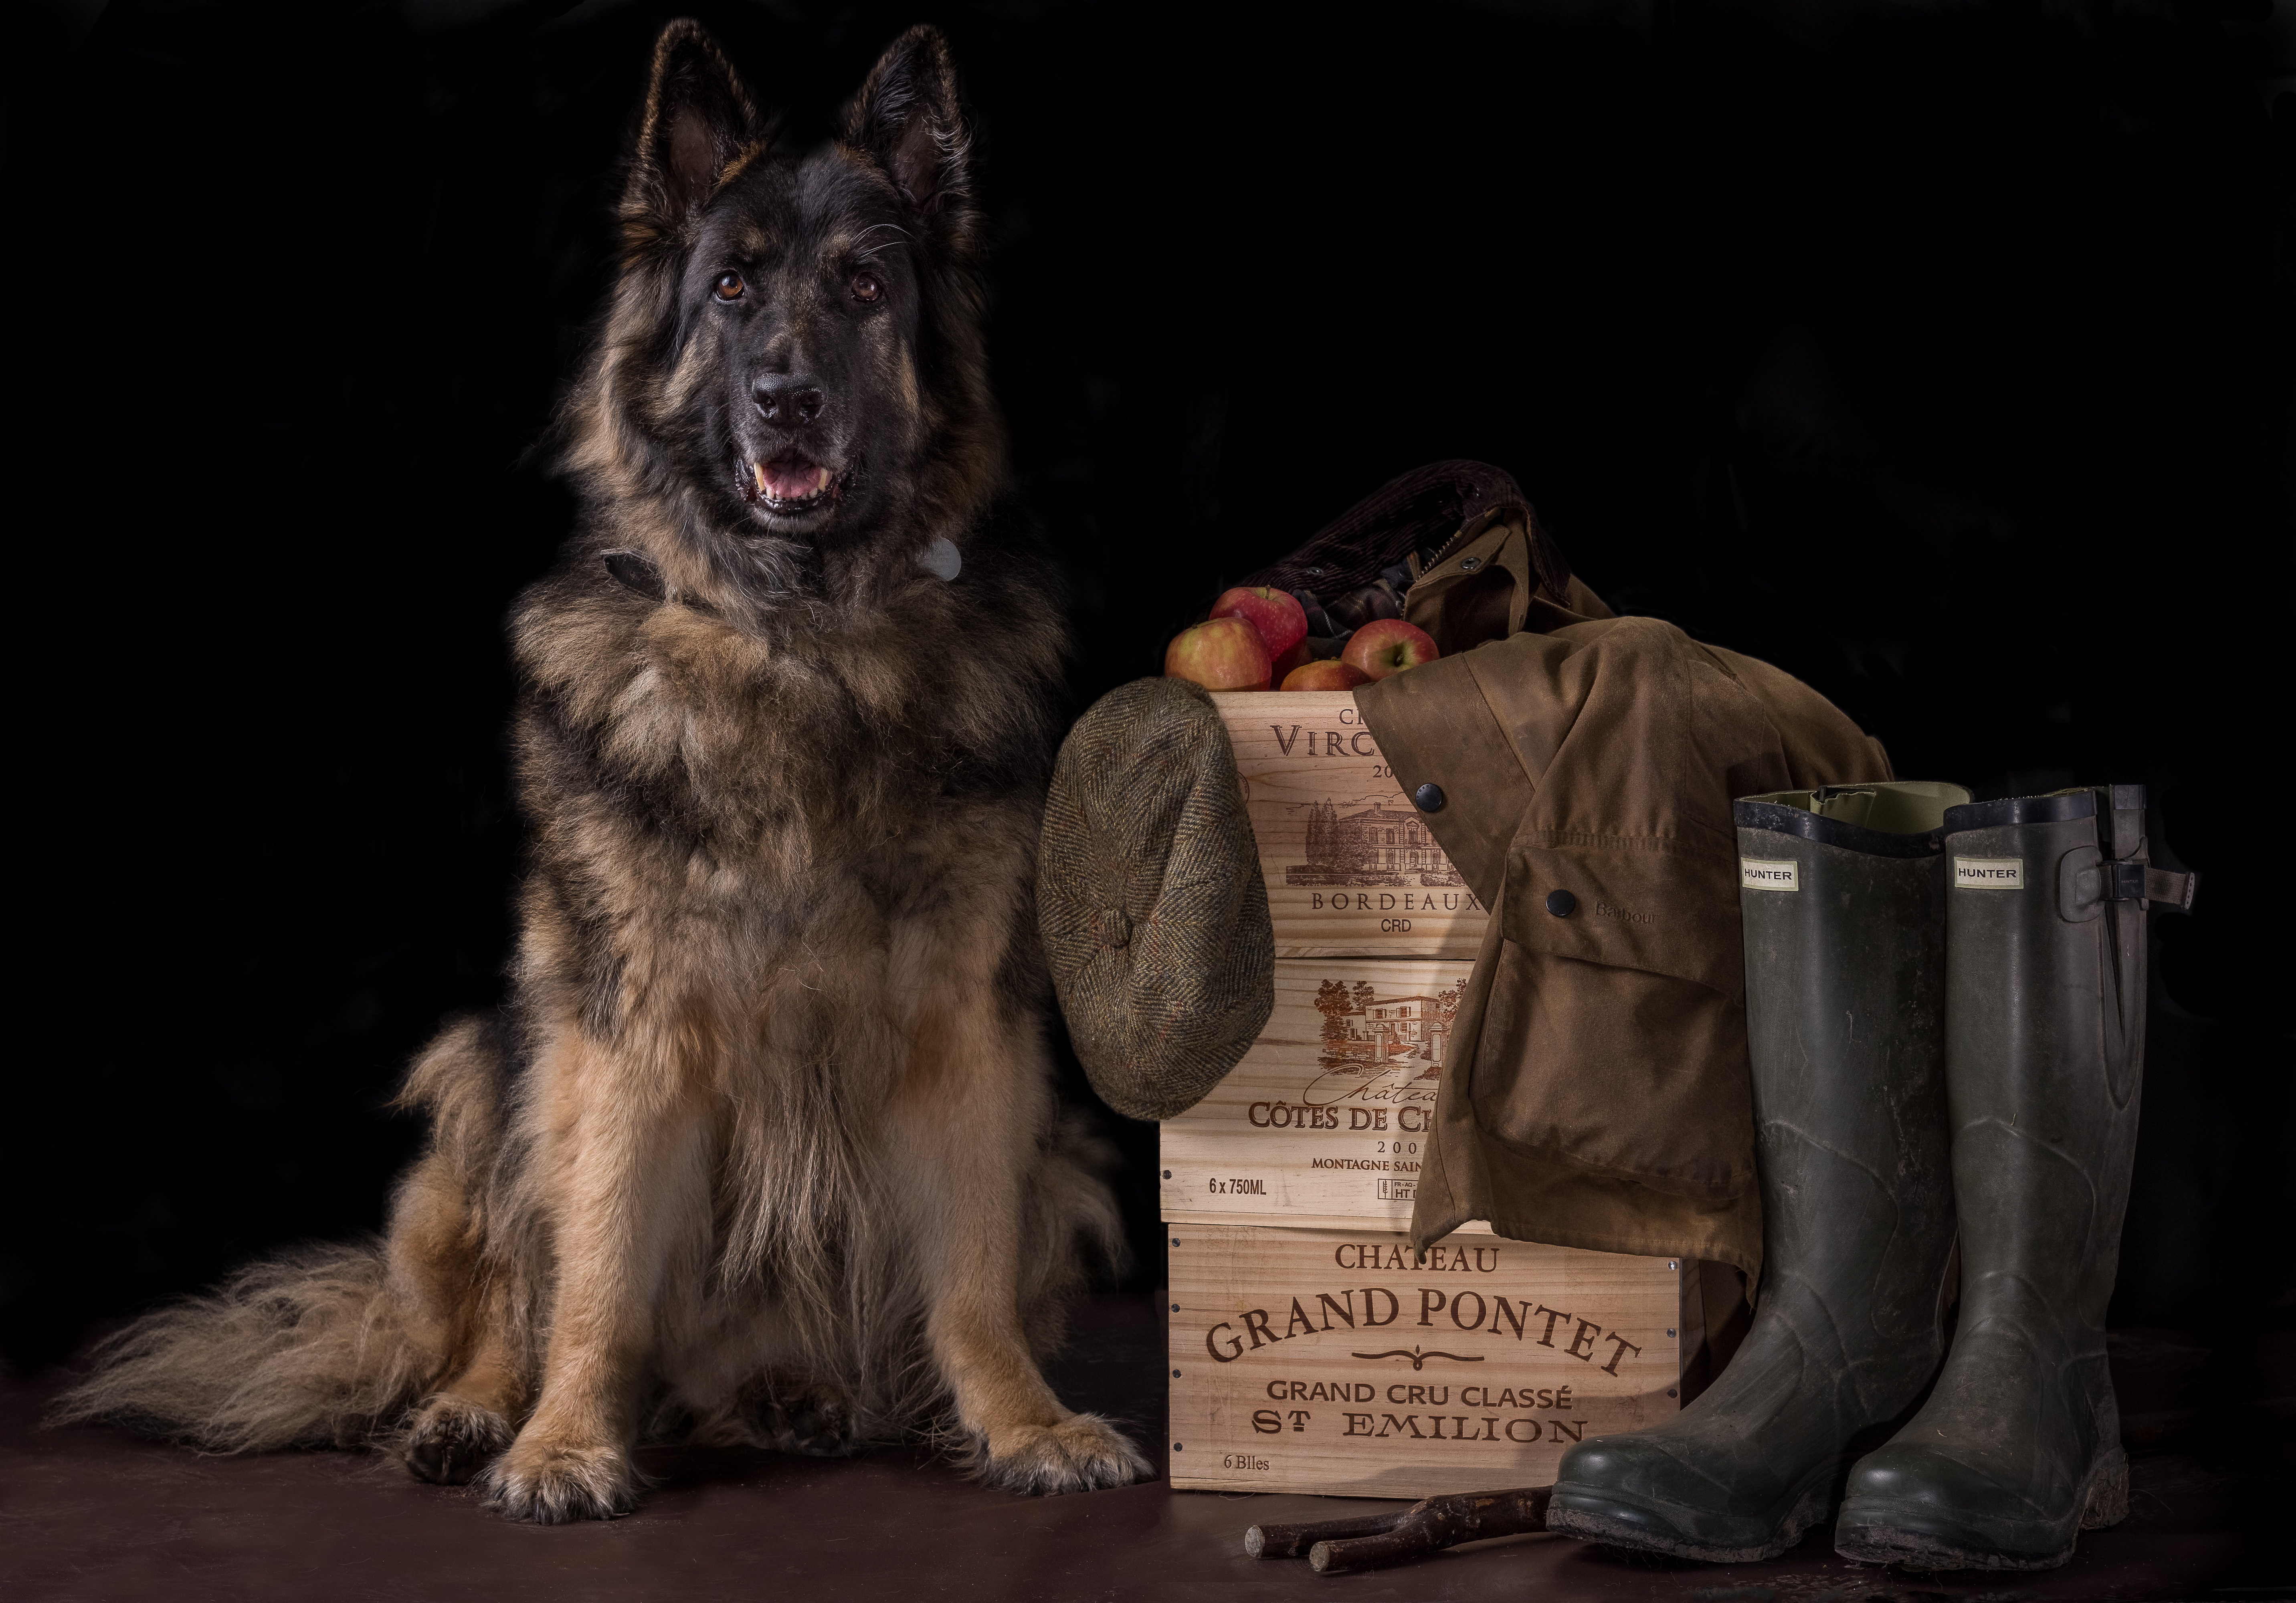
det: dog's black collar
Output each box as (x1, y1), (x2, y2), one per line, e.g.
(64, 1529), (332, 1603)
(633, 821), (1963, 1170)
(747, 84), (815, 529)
(600, 549), (722, 616)
(603, 538), (962, 609)
(602, 549), (667, 601)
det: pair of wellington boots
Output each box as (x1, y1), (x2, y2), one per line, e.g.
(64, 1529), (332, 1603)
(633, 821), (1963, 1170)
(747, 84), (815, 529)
(1546, 781), (2197, 1571)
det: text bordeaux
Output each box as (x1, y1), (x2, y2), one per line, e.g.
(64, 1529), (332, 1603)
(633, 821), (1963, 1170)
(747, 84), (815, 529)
(1307, 890), (1484, 912)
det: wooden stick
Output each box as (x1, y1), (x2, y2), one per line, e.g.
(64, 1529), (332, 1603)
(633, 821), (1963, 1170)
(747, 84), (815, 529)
(1245, 1510), (1409, 1559)
(1308, 1486), (1552, 1574)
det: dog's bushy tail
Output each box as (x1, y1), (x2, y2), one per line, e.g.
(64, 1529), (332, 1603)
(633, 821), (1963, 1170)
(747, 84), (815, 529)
(44, 1240), (428, 1452)
(47, 1015), (511, 1452)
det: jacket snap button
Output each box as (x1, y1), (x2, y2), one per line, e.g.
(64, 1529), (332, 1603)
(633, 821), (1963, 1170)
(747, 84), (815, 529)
(1546, 889), (1577, 917)
(1459, 556), (1483, 572)
(1413, 783), (1446, 814)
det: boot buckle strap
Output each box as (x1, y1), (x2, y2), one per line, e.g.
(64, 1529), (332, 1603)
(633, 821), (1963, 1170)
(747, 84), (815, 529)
(2100, 860), (2199, 911)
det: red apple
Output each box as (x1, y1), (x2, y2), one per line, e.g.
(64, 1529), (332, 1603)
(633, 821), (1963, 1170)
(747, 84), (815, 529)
(1165, 616), (1272, 691)
(1281, 659), (1371, 691)
(1209, 586), (1308, 662)
(1340, 618), (1440, 680)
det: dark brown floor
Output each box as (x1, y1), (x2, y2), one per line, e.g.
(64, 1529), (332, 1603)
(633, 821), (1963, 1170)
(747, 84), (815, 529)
(3, 1297), (2286, 1603)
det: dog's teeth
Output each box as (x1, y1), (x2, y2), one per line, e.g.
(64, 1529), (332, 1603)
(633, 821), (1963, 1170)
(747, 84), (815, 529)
(754, 462), (767, 493)
(813, 466), (832, 493)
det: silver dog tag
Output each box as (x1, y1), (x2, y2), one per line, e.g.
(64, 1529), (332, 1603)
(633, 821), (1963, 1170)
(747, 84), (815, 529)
(919, 537), (962, 582)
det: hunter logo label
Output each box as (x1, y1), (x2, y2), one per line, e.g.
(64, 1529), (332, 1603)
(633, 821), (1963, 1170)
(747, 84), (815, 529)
(1168, 1225), (1683, 1497)
(1740, 858), (1801, 891)
(1213, 691), (1490, 957)
(1162, 960), (1473, 1230)
(1955, 857), (2025, 890)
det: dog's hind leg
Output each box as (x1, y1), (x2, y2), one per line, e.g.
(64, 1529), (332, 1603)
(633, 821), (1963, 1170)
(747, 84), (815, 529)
(885, 991), (1152, 1496)
(386, 1022), (532, 1485)
(401, 1279), (525, 1486)
(481, 1026), (714, 1522)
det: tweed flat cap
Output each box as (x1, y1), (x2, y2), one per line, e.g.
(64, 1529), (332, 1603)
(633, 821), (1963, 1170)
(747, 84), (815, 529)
(1039, 677), (1274, 1120)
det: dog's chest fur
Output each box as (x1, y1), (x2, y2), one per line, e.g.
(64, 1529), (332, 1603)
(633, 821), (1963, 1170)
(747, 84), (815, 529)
(505, 533), (1063, 1070)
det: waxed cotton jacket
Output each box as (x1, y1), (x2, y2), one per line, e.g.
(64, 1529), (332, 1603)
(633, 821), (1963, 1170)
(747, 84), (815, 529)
(1354, 509), (1892, 1285)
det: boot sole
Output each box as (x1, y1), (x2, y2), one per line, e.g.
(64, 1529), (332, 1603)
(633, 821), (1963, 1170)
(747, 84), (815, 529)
(1546, 1467), (1835, 1564)
(1833, 1445), (2128, 1571)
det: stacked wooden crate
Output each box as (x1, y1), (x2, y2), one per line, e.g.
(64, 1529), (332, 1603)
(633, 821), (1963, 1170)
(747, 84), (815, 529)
(1162, 690), (1692, 1498)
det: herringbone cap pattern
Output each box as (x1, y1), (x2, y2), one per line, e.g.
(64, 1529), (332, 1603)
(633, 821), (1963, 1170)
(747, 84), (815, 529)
(1039, 678), (1274, 1120)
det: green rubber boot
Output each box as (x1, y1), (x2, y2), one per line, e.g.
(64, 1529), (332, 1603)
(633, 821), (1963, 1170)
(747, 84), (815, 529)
(1834, 785), (2197, 1571)
(1545, 781), (1969, 1562)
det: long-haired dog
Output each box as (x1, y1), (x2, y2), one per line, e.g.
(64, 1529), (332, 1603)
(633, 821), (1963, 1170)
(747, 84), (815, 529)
(53, 19), (1152, 1521)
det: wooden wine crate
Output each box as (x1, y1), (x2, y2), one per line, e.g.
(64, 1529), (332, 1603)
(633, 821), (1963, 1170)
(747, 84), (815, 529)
(1212, 690), (1490, 959)
(1161, 957), (1477, 1231)
(1166, 1224), (1688, 1498)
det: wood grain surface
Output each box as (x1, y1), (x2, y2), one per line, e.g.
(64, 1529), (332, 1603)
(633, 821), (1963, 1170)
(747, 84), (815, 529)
(1167, 1225), (1684, 1498)
(1160, 958), (1477, 1229)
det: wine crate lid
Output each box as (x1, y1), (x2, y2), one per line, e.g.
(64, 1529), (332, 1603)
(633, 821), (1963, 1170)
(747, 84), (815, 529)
(1167, 1223), (1687, 1498)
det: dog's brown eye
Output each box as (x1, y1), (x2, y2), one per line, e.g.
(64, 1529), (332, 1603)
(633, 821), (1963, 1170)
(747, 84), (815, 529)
(713, 271), (745, 302)
(851, 272), (883, 305)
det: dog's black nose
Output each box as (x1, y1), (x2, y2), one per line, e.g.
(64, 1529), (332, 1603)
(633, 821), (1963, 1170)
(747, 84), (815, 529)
(754, 380), (825, 425)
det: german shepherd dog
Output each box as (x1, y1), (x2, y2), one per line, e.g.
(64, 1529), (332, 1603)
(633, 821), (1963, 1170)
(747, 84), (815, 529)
(53, 20), (1151, 1521)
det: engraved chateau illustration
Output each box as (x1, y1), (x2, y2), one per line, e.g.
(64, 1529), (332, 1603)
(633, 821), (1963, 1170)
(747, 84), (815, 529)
(1286, 799), (1467, 888)
(1315, 979), (1459, 1077)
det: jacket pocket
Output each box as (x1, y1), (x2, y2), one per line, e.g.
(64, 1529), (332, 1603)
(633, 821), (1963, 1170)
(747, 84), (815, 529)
(1470, 944), (1756, 1198)
(1467, 838), (1756, 1199)
(1499, 834), (1744, 1000)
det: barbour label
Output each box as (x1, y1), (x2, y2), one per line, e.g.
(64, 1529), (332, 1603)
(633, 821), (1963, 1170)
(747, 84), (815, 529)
(1740, 859), (1800, 892)
(1954, 857), (2025, 890)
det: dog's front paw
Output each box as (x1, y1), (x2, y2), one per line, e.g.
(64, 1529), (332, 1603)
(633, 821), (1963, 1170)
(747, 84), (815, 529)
(481, 1433), (639, 1523)
(978, 1412), (1153, 1496)
(403, 1393), (515, 1486)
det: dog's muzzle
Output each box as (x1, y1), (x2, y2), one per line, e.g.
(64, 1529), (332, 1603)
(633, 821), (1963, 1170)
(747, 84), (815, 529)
(742, 454), (844, 517)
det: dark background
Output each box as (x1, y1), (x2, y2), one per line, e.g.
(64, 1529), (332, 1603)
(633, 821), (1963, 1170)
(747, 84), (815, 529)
(3, 0), (2288, 1377)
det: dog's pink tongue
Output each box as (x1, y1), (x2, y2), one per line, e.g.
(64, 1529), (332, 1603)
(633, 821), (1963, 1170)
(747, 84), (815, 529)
(759, 461), (831, 500)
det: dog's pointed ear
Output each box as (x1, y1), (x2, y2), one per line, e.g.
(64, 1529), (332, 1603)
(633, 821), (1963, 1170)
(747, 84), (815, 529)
(624, 20), (770, 238)
(840, 26), (973, 236)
